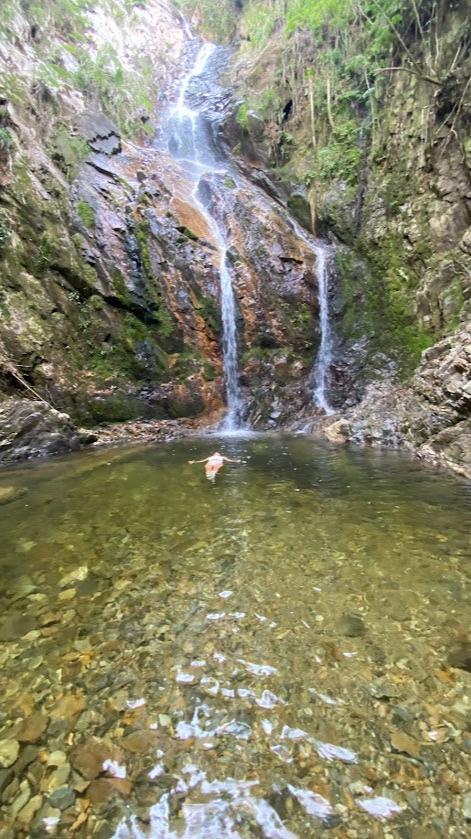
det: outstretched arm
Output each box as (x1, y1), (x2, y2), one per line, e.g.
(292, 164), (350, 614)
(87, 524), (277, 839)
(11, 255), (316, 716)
(222, 457), (242, 463)
(188, 458), (208, 464)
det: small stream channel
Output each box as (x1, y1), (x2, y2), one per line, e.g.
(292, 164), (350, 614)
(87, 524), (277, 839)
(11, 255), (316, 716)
(0, 435), (470, 836)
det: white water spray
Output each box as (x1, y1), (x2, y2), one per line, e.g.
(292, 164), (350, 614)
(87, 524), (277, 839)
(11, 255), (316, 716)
(311, 242), (334, 414)
(165, 43), (244, 430)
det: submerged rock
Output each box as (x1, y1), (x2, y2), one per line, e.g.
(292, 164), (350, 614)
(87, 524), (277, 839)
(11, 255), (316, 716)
(0, 613), (37, 641)
(337, 613), (366, 638)
(0, 400), (96, 464)
(16, 712), (48, 744)
(0, 740), (19, 769)
(0, 486), (27, 505)
(448, 641), (471, 673)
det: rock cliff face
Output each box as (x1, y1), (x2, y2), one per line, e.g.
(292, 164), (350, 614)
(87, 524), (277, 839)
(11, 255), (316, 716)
(0, 0), (329, 460)
(223, 0), (471, 477)
(321, 328), (471, 478)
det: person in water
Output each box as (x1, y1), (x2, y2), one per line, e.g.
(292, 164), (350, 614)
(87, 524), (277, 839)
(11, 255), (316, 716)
(188, 451), (241, 481)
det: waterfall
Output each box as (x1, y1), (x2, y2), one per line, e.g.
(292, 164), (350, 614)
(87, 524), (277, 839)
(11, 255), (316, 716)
(164, 43), (244, 431)
(311, 243), (334, 415)
(288, 219), (334, 415)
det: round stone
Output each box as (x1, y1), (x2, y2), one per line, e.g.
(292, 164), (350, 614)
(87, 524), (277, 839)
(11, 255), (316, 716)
(0, 740), (20, 769)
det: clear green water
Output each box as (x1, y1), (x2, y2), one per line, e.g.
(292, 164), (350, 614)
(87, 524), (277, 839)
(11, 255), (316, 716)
(0, 435), (470, 837)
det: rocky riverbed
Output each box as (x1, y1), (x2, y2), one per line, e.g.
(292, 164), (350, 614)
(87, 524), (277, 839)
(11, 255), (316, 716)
(0, 436), (470, 837)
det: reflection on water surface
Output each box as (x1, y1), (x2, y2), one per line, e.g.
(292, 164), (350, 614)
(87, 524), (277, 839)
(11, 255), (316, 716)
(0, 435), (470, 837)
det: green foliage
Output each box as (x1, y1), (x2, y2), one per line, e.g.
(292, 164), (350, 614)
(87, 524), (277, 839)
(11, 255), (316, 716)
(241, 1), (277, 49)
(174, 0), (238, 42)
(73, 47), (155, 137)
(236, 102), (250, 131)
(286, 0), (353, 35)
(0, 211), (11, 253)
(76, 200), (95, 228)
(0, 127), (14, 154)
(6, 2), (156, 139)
(22, 0), (92, 38)
(316, 120), (361, 183)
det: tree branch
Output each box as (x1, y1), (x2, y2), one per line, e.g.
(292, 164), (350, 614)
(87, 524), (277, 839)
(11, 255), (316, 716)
(373, 66), (442, 86)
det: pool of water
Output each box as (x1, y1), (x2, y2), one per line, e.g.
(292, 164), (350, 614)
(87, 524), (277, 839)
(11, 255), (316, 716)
(0, 435), (470, 837)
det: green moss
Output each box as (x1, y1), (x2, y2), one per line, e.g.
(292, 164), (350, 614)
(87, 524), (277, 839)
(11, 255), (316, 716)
(203, 360), (218, 381)
(77, 200), (95, 228)
(0, 127), (14, 153)
(177, 225), (198, 241)
(110, 268), (131, 304)
(196, 292), (222, 335)
(338, 238), (434, 374)
(134, 217), (175, 337)
(49, 126), (89, 180)
(87, 311), (168, 384)
(0, 210), (11, 253)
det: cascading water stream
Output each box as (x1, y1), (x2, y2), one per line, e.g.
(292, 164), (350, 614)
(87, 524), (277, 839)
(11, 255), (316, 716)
(163, 38), (335, 426)
(288, 218), (334, 415)
(311, 243), (334, 415)
(163, 43), (244, 431)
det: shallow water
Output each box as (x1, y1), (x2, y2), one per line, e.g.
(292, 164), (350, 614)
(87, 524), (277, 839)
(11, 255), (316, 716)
(0, 436), (470, 837)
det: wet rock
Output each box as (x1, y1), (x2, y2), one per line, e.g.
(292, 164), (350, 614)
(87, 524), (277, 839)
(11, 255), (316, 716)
(370, 682), (400, 700)
(48, 785), (75, 810)
(10, 780), (31, 818)
(71, 737), (122, 780)
(0, 400), (96, 465)
(87, 777), (131, 805)
(337, 613), (366, 637)
(392, 706), (415, 725)
(448, 641), (471, 673)
(77, 111), (121, 155)
(0, 769), (13, 795)
(33, 803), (61, 833)
(121, 731), (152, 754)
(323, 329), (471, 480)
(0, 740), (20, 769)
(0, 613), (37, 641)
(16, 711), (48, 743)
(18, 793), (42, 826)
(44, 764), (71, 793)
(50, 692), (87, 720)
(0, 486), (27, 505)
(391, 729), (421, 759)
(46, 750), (67, 768)
(287, 190), (312, 232)
(14, 745), (38, 775)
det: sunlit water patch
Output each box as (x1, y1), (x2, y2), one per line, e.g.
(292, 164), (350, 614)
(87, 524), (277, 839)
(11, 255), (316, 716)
(0, 435), (470, 836)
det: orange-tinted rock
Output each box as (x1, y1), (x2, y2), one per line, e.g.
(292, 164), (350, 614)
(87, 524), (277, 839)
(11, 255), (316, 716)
(16, 712), (48, 743)
(71, 737), (124, 780)
(87, 777), (131, 805)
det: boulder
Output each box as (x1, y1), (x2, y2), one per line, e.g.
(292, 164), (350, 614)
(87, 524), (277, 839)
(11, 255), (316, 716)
(0, 399), (96, 464)
(322, 328), (471, 479)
